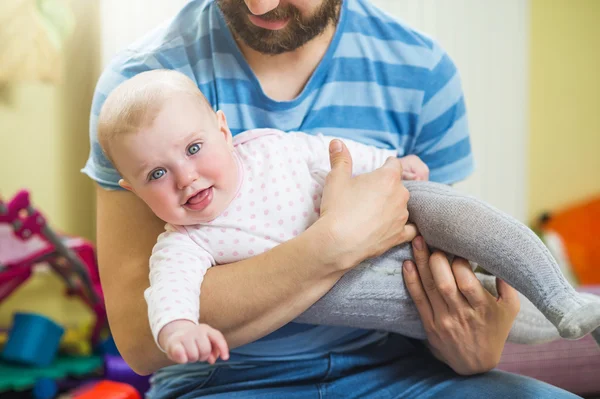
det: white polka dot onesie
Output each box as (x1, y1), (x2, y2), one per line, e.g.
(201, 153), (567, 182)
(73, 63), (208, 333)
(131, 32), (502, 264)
(145, 129), (396, 344)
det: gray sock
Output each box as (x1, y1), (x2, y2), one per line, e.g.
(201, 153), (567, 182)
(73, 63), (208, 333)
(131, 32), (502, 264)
(403, 180), (600, 341)
(297, 246), (561, 344)
(296, 181), (600, 345)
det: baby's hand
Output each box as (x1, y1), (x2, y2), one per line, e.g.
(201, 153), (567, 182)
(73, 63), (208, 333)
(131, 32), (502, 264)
(158, 320), (230, 364)
(399, 155), (430, 181)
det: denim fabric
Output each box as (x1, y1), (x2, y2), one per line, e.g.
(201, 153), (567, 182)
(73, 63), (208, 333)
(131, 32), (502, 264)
(146, 334), (579, 399)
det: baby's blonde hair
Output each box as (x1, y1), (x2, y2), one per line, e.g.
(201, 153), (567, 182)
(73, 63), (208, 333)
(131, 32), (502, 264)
(97, 69), (212, 166)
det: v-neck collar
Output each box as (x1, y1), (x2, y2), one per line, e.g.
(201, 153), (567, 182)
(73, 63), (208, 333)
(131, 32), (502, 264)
(212, 1), (348, 112)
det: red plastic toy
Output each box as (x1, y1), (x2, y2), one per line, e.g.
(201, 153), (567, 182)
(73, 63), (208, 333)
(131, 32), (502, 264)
(72, 381), (141, 399)
(0, 190), (106, 344)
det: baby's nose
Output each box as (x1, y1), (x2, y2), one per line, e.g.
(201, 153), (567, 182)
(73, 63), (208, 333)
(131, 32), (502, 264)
(176, 169), (198, 190)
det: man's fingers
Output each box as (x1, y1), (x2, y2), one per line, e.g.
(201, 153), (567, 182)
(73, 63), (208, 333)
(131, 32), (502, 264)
(430, 255), (469, 310)
(328, 139), (353, 179)
(403, 261), (433, 324)
(381, 156), (404, 175)
(452, 259), (490, 308)
(400, 223), (418, 243)
(496, 278), (520, 315)
(412, 237), (448, 312)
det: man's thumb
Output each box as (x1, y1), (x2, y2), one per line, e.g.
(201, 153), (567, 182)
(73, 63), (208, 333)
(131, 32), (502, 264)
(329, 139), (353, 176)
(496, 278), (520, 314)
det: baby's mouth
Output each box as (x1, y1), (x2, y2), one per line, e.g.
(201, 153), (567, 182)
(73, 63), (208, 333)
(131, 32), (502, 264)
(185, 187), (212, 206)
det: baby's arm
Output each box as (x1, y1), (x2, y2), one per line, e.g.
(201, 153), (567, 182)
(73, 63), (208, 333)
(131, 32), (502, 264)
(288, 132), (397, 176)
(145, 227), (229, 364)
(290, 131), (433, 181)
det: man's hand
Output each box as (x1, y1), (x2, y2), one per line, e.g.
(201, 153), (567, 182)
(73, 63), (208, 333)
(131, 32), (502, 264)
(398, 155), (430, 181)
(403, 236), (520, 375)
(316, 140), (418, 272)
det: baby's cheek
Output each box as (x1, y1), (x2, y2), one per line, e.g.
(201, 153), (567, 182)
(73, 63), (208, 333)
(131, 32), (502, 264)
(146, 189), (177, 218)
(205, 153), (237, 184)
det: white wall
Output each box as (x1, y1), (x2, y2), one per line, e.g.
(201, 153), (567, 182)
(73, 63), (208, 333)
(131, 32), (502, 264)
(100, 0), (189, 66)
(100, 0), (529, 220)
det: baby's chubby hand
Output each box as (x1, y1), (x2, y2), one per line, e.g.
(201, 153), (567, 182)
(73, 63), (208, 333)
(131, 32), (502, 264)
(158, 320), (230, 364)
(399, 155), (430, 181)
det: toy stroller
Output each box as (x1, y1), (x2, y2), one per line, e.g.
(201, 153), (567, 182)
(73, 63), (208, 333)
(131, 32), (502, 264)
(0, 190), (106, 344)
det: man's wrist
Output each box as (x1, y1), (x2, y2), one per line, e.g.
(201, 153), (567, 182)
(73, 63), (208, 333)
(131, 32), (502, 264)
(301, 217), (357, 274)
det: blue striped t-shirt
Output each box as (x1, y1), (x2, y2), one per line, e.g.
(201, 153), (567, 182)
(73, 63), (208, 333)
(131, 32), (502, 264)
(83, 0), (474, 379)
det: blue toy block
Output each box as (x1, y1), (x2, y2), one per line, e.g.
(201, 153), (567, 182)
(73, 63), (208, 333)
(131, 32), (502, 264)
(32, 378), (58, 399)
(1, 313), (65, 367)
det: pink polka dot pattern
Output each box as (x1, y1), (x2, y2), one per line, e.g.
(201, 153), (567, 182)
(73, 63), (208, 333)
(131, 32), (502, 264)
(145, 129), (397, 347)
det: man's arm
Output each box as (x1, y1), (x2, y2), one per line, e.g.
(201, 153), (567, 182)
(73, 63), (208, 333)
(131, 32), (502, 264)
(97, 187), (343, 375)
(97, 141), (416, 375)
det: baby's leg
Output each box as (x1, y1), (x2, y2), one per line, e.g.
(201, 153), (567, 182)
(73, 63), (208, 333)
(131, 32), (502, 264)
(403, 180), (600, 341)
(296, 244), (562, 345)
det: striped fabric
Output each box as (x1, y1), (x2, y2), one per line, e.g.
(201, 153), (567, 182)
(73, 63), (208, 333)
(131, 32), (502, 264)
(83, 0), (474, 378)
(83, 0), (473, 189)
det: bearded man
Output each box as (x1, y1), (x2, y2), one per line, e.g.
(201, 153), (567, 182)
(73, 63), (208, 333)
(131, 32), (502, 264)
(85, 1), (579, 398)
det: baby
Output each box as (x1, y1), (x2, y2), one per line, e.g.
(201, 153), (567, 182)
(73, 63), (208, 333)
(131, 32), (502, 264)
(98, 69), (600, 364)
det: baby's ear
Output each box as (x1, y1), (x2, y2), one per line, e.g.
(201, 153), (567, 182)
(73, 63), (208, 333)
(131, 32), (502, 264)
(118, 179), (134, 191)
(216, 110), (233, 148)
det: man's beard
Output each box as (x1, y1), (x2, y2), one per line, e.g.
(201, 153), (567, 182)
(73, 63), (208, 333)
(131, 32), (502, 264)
(217, 0), (342, 55)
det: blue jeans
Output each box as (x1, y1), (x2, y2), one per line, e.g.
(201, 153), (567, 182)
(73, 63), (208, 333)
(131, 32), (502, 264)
(146, 334), (580, 399)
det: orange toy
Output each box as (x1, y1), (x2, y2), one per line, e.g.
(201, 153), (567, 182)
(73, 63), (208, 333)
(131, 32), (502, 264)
(540, 195), (600, 285)
(73, 381), (141, 399)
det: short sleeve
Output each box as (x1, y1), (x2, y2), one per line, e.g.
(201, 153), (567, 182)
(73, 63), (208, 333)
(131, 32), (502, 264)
(81, 51), (162, 190)
(412, 42), (475, 184)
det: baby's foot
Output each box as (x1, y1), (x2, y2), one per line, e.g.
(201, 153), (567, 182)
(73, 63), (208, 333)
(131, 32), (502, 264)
(556, 293), (600, 342)
(158, 320), (230, 364)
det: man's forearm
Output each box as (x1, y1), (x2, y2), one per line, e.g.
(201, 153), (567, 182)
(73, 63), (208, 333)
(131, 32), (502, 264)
(109, 225), (343, 375)
(199, 226), (344, 349)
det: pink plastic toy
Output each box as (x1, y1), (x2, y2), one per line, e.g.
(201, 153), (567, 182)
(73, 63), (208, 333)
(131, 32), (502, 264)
(0, 190), (106, 344)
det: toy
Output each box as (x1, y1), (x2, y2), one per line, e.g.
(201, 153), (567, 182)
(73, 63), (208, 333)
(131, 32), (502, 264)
(0, 190), (106, 344)
(104, 355), (150, 394)
(0, 355), (103, 394)
(32, 377), (58, 399)
(72, 380), (141, 399)
(539, 195), (600, 285)
(1, 312), (64, 367)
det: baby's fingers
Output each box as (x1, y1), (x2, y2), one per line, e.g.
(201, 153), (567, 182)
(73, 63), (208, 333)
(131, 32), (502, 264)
(168, 342), (188, 364)
(182, 337), (200, 363)
(402, 171), (417, 181)
(208, 328), (230, 361)
(195, 334), (213, 363)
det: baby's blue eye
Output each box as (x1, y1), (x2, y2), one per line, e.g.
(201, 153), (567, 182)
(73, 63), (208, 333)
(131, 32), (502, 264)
(188, 143), (201, 155)
(149, 168), (166, 180)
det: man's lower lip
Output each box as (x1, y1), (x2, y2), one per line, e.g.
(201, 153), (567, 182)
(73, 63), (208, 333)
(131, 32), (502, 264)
(248, 14), (290, 30)
(184, 187), (213, 211)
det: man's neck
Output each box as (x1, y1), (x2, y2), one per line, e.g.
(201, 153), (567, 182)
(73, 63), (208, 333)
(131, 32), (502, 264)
(234, 23), (337, 101)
